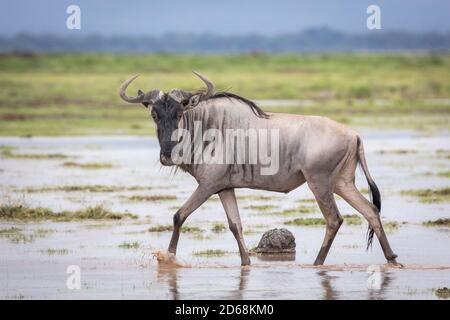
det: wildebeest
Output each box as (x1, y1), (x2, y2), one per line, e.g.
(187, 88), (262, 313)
(119, 72), (401, 267)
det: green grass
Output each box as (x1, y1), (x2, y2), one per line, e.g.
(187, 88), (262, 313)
(192, 249), (231, 257)
(433, 287), (450, 299)
(243, 229), (257, 235)
(436, 149), (450, 159)
(62, 161), (114, 169)
(21, 184), (152, 193)
(423, 218), (450, 227)
(125, 195), (177, 202)
(283, 214), (362, 226)
(278, 208), (303, 216)
(0, 149), (68, 159)
(401, 187), (450, 203)
(376, 149), (418, 155)
(438, 171), (450, 178)
(284, 217), (325, 226)
(277, 206), (317, 216)
(297, 198), (316, 203)
(211, 223), (227, 233)
(118, 241), (140, 249)
(243, 223), (269, 235)
(343, 214), (363, 225)
(41, 248), (69, 255)
(148, 225), (173, 232)
(384, 221), (402, 232)
(237, 195), (282, 201)
(0, 226), (27, 243)
(148, 224), (203, 233)
(255, 205), (317, 217)
(0, 226), (21, 235)
(0, 53), (449, 136)
(0, 227), (56, 243)
(181, 226), (204, 233)
(244, 205), (277, 211)
(0, 145), (17, 152)
(0, 204), (138, 221)
(33, 228), (56, 237)
(298, 206), (318, 214)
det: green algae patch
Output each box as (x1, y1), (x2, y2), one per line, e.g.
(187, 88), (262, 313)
(401, 187), (450, 203)
(0, 204), (137, 221)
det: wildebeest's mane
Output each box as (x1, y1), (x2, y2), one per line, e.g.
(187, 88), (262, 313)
(185, 91), (269, 119)
(209, 92), (269, 118)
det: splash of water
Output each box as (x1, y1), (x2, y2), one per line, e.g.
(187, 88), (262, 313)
(153, 250), (192, 268)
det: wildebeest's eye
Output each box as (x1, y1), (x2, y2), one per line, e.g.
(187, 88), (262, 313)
(181, 99), (189, 107)
(151, 111), (157, 120)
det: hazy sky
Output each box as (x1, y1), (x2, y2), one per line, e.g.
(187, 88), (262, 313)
(0, 0), (449, 36)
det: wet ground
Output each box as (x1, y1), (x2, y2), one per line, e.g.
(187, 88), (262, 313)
(0, 131), (449, 299)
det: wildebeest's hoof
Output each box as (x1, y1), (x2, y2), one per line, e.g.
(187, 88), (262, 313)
(153, 250), (191, 267)
(241, 257), (251, 266)
(387, 259), (404, 268)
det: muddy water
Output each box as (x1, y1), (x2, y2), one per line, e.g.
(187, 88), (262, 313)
(0, 131), (449, 299)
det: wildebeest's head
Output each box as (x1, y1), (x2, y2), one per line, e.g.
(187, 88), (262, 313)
(119, 72), (214, 166)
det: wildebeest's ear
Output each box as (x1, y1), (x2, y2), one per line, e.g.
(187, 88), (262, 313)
(138, 90), (149, 108)
(183, 94), (201, 110)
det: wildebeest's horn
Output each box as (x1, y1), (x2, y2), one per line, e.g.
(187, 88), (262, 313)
(193, 71), (214, 97)
(119, 74), (144, 103)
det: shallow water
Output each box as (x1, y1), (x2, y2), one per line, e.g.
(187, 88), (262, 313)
(0, 131), (449, 299)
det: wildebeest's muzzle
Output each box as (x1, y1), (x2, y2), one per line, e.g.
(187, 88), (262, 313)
(160, 152), (174, 166)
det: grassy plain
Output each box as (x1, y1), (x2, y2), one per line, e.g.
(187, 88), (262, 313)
(0, 53), (449, 136)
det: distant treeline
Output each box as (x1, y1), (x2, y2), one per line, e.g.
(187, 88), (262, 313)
(1, 28), (450, 53)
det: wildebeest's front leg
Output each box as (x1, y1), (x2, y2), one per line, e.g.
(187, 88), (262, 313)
(168, 186), (215, 255)
(219, 189), (251, 266)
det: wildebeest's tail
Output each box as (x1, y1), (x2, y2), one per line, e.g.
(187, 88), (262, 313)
(356, 136), (381, 250)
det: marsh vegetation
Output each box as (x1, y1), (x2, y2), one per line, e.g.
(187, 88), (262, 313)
(0, 226), (56, 243)
(192, 249), (232, 257)
(125, 195), (177, 202)
(41, 248), (69, 255)
(423, 218), (450, 227)
(21, 185), (152, 193)
(433, 287), (450, 299)
(62, 161), (114, 169)
(0, 204), (137, 221)
(401, 188), (450, 203)
(148, 224), (204, 234)
(118, 241), (140, 249)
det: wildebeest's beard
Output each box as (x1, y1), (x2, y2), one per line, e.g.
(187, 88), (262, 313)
(152, 95), (183, 166)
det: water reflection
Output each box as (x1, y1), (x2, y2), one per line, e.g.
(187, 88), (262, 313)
(317, 271), (339, 300)
(156, 264), (179, 300)
(156, 264), (394, 300)
(366, 271), (393, 300)
(226, 267), (250, 299)
(317, 269), (393, 300)
(156, 265), (250, 300)
(254, 253), (296, 262)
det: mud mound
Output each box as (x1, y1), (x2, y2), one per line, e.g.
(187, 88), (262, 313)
(255, 228), (296, 253)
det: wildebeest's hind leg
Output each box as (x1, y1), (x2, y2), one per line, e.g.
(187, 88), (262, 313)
(219, 189), (251, 266)
(335, 182), (401, 266)
(168, 186), (215, 255)
(307, 176), (343, 266)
